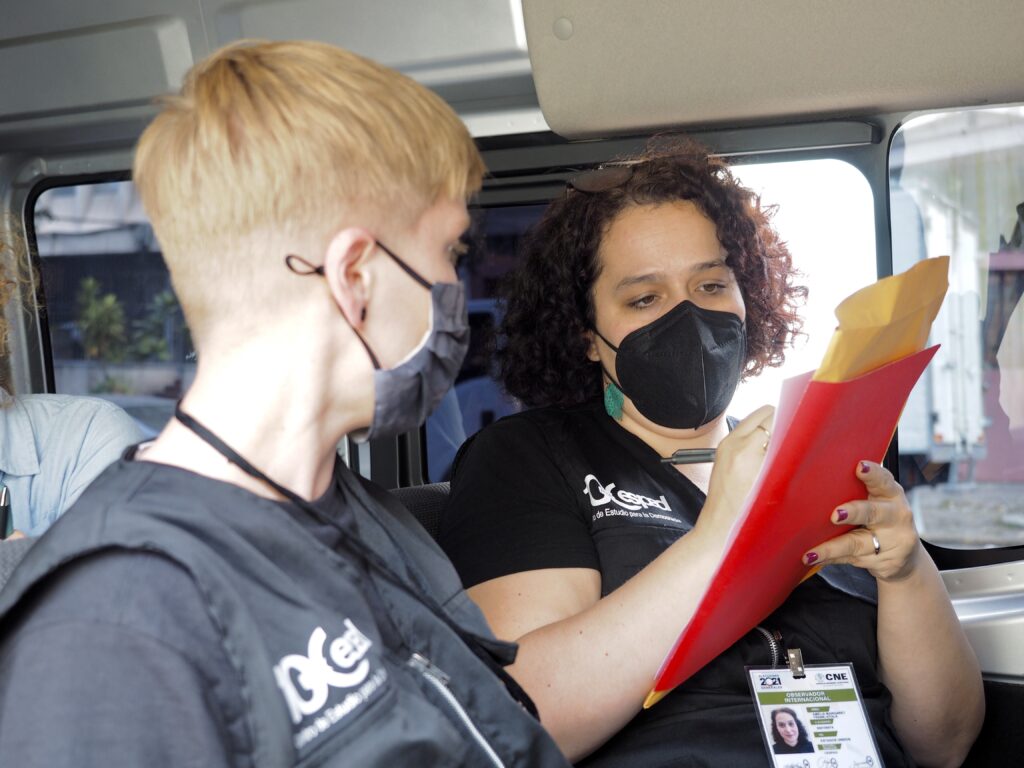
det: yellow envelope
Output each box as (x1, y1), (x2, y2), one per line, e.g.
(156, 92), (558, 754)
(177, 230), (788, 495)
(814, 256), (950, 383)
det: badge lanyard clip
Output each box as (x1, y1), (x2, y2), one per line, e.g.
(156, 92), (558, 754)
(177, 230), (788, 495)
(787, 647), (806, 679)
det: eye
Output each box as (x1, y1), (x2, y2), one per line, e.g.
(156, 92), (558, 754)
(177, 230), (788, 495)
(697, 281), (727, 295)
(627, 294), (658, 310)
(447, 240), (470, 268)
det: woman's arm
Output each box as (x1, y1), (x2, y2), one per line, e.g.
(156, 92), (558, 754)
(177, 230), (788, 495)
(467, 406), (775, 762)
(876, 546), (984, 767)
(470, 527), (721, 761)
(805, 462), (984, 768)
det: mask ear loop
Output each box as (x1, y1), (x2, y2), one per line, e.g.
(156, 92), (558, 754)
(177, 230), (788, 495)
(284, 254), (381, 370)
(374, 241), (434, 290)
(592, 326), (629, 419)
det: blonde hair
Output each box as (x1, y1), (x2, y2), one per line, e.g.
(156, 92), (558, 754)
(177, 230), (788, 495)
(0, 223), (37, 398)
(0, 239), (15, 362)
(133, 39), (485, 343)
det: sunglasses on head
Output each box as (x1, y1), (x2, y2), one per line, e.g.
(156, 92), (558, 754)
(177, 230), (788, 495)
(565, 163), (639, 195)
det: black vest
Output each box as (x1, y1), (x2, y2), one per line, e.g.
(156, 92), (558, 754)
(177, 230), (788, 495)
(0, 458), (568, 767)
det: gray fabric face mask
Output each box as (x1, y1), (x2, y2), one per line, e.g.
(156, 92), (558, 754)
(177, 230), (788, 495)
(284, 241), (469, 442)
(363, 279), (468, 441)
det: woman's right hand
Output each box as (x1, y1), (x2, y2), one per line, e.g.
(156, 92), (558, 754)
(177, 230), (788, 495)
(700, 404), (775, 538)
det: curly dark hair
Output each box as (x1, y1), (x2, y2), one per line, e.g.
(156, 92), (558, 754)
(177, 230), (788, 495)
(497, 139), (806, 408)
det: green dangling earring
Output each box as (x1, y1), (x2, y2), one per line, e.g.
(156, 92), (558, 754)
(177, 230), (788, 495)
(604, 380), (625, 421)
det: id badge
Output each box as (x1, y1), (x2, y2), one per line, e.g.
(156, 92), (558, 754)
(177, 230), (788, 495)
(747, 663), (884, 768)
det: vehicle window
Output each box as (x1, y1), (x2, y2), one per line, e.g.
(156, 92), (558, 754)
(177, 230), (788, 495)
(891, 106), (1024, 548)
(30, 183), (540, 469)
(33, 181), (192, 438)
(727, 159), (877, 415)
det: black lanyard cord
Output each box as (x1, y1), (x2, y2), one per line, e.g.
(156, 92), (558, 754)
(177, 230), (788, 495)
(172, 403), (539, 719)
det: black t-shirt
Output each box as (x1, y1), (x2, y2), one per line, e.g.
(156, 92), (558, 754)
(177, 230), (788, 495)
(439, 401), (912, 767)
(0, 464), (355, 768)
(774, 739), (816, 754)
(441, 401), (707, 597)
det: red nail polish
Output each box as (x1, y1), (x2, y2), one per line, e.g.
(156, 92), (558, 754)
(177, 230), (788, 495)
(836, 509), (848, 522)
(859, 461), (870, 474)
(805, 552), (819, 565)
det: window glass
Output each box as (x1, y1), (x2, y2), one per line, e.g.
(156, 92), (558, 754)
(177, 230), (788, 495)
(728, 159), (877, 415)
(890, 107), (1024, 548)
(30, 181), (543, 468)
(34, 182), (193, 438)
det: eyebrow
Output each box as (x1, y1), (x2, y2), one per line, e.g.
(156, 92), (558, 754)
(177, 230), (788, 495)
(613, 259), (729, 292)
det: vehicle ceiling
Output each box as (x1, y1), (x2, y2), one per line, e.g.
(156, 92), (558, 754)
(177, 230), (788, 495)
(523, 0), (1024, 138)
(0, 0), (1022, 155)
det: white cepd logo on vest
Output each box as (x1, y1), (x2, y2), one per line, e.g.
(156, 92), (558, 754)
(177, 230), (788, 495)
(274, 619), (383, 738)
(583, 473), (671, 512)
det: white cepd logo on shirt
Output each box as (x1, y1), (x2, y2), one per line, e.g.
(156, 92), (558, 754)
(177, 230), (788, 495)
(273, 620), (377, 726)
(583, 473), (671, 512)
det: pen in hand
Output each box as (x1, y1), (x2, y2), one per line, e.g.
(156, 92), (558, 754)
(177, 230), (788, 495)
(660, 448), (716, 465)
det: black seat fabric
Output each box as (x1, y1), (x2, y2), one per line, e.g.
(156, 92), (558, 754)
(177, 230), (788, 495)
(0, 538), (35, 592)
(388, 482), (450, 540)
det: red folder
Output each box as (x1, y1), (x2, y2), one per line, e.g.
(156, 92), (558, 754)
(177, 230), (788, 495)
(646, 345), (939, 704)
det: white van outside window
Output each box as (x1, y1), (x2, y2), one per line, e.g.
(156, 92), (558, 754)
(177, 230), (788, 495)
(891, 106), (1024, 548)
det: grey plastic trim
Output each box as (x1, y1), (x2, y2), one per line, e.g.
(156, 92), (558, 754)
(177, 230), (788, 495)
(944, 561), (1024, 680)
(482, 121), (878, 176)
(0, 17), (192, 124)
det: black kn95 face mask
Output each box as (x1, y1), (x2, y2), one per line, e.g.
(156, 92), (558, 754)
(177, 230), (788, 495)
(594, 300), (746, 429)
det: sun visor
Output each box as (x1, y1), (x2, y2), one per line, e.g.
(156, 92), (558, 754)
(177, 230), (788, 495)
(522, 0), (1024, 139)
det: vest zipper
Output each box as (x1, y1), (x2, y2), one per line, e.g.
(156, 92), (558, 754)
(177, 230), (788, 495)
(407, 652), (506, 768)
(753, 626), (783, 668)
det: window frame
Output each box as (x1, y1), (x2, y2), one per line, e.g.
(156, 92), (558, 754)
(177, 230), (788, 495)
(24, 169), (133, 394)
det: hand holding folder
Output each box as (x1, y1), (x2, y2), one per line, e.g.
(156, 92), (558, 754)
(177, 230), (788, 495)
(645, 257), (950, 707)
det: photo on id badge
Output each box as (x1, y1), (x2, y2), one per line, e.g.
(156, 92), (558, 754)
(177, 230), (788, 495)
(747, 663), (884, 768)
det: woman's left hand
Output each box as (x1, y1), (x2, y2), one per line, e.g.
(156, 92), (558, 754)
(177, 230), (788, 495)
(803, 460), (921, 582)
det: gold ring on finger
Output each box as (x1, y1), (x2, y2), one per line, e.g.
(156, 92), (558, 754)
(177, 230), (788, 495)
(755, 425), (771, 451)
(870, 532), (881, 556)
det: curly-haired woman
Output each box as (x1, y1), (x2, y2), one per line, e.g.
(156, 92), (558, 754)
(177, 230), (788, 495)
(770, 707), (815, 754)
(438, 143), (983, 766)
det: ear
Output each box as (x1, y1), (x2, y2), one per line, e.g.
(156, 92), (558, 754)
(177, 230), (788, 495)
(585, 328), (601, 363)
(322, 227), (377, 329)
